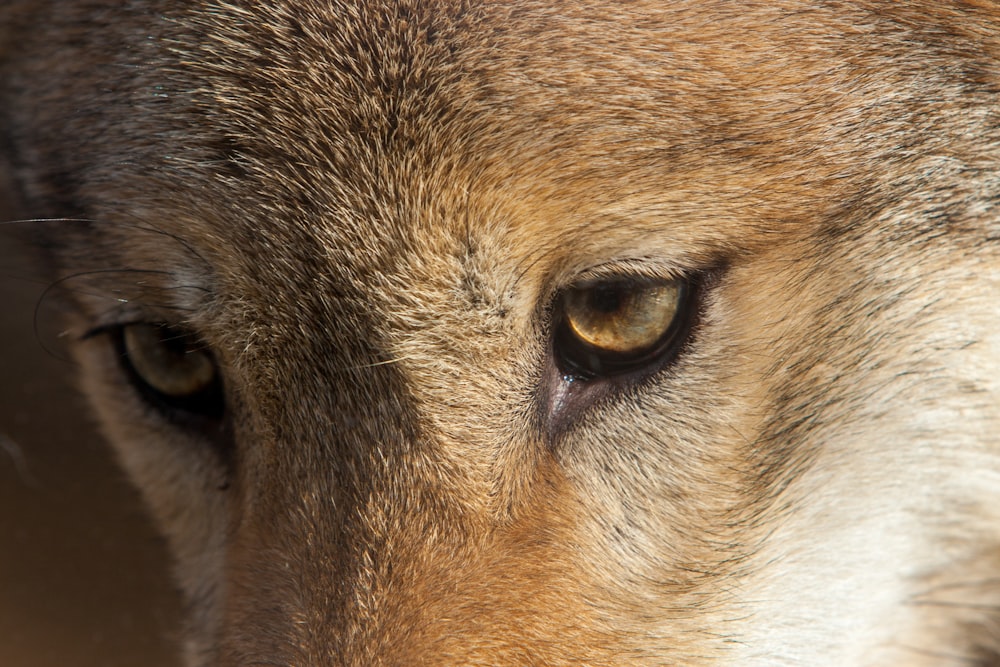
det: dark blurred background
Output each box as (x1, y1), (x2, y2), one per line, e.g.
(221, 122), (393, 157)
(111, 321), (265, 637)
(0, 192), (181, 665)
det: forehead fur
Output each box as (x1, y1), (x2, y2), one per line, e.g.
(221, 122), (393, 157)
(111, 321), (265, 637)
(14, 0), (990, 340)
(6, 2), (997, 286)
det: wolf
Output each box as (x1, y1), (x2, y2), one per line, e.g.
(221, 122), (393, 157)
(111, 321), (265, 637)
(2, 1), (999, 665)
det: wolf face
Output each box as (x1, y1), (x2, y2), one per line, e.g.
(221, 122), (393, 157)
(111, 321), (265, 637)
(2, 1), (999, 665)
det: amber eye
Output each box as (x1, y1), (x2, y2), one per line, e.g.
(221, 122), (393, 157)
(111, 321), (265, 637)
(117, 323), (224, 419)
(554, 278), (689, 378)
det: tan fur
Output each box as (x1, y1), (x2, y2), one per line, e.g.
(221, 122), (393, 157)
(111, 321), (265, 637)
(2, 1), (1000, 664)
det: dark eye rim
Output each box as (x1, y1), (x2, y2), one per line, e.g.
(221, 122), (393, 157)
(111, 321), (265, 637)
(552, 275), (696, 380)
(108, 322), (227, 423)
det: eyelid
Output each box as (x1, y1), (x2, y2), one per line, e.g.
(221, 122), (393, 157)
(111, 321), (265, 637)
(536, 259), (687, 321)
(77, 302), (197, 342)
(563, 259), (690, 288)
(80, 321), (134, 342)
(79, 316), (158, 342)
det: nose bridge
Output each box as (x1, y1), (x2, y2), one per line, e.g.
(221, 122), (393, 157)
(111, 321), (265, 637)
(220, 387), (606, 666)
(289, 459), (601, 666)
(214, 221), (609, 662)
(215, 337), (443, 654)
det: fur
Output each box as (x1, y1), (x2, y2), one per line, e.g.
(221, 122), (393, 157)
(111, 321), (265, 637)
(2, 1), (999, 664)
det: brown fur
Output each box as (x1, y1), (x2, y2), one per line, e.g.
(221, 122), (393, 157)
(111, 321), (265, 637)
(2, 1), (1000, 664)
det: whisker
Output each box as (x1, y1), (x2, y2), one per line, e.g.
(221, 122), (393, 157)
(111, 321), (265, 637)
(0, 433), (37, 487)
(0, 216), (97, 226)
(906, 600), (1000, 613)
(1, 215), (211, 270)
(914, 578), (1000, 595)
(341, 354), (416, 371)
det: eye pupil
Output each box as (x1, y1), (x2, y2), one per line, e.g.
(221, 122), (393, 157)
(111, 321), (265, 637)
(556, 277), (690, 378)
(589, 285), (627, 314)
